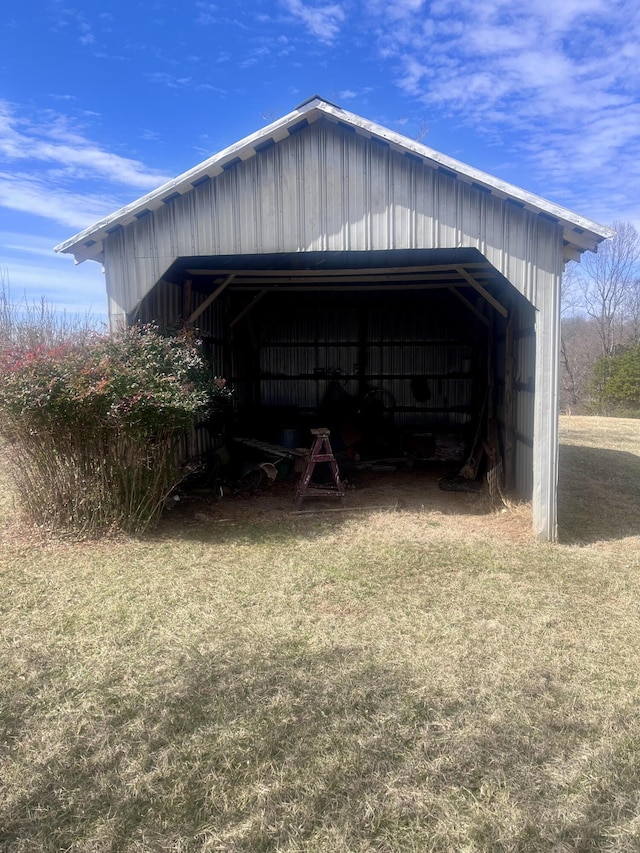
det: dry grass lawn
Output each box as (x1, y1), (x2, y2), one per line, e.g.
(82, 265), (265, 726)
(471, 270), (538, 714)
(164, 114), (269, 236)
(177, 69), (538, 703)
(1, 416), (639, 851)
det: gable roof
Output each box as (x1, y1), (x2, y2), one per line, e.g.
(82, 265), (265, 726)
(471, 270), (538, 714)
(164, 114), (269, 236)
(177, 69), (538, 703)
(55, 96), (614, 265)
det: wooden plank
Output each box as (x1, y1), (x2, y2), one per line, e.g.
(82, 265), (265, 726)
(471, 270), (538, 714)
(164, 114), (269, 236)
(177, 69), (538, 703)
(448, 287), (490, 326)
(454, 266), (508, 318)
(224, 272), (475, 284)
(225, 282), (464, 293)
(230, 289), (269, 328)
(187, 274), (236, 324)
(182, 279), (192, 324)
(185, 262), (492, 277)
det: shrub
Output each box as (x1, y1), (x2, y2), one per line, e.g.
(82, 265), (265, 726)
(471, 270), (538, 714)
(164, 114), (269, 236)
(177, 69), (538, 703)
(590, 344), (640, 417)
(0, 324), (230, 535)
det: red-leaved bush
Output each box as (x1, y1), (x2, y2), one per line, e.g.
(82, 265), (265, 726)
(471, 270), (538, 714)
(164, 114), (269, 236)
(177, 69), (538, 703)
(0, 324), (230, 535)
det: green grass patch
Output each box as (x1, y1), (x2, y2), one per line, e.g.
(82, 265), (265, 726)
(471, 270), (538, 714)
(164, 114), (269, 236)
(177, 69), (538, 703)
(1, 417), (640, 851)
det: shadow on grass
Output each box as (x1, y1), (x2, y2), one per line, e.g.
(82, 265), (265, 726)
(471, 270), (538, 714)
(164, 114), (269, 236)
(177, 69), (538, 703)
(3, 639), (640, 851)
(559, 443), (640, 544)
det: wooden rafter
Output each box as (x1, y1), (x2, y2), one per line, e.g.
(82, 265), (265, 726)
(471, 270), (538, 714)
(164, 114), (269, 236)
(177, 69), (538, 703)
(447, 287), (490, 326)
(187, 274), (236, 324)
(454, 266), (507, 318)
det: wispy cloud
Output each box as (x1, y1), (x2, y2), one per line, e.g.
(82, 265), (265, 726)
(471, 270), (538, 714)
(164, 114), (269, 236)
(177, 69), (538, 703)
(195, 2), (218, 26)
(0, 231), (107, 317)
(0, 102), (170, 189)
(145, 71), (194, 90)
(363, 0), (640, 222)
(0, 102), (170, 231)
(281, 0), (346, 43)
(0, 172), (125, 230)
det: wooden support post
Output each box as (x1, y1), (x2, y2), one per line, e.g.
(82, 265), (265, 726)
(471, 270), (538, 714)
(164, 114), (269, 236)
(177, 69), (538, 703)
(504, 311), (515, 491)
(182, 279), (192, 326)
(357, 305), (369, 400)
(222, 294), (233, 384)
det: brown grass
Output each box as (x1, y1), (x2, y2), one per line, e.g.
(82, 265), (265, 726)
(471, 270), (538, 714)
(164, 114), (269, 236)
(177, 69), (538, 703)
(1, 416), (639, 851)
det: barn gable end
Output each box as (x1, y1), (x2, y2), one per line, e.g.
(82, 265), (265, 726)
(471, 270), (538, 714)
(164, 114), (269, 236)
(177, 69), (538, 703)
(56, 98), (613, 541)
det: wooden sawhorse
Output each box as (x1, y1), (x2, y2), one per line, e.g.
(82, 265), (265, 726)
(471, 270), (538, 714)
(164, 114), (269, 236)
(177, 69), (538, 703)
(294, 428), (346, 510)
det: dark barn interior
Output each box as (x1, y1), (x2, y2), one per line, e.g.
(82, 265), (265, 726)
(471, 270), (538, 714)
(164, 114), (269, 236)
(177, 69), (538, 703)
(136, 248), (535, 499)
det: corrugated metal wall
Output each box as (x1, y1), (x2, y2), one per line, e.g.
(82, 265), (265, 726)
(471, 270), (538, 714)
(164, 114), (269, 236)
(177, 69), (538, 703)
(245, 291), (479, 433)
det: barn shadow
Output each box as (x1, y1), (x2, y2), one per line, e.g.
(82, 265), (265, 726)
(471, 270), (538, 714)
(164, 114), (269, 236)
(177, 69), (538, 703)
(558, 443), (640, 544)
(154, 464), (495, 546)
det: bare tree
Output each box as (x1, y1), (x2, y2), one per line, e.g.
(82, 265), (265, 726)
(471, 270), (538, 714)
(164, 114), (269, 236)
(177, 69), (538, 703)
(579, 221), (640, 357)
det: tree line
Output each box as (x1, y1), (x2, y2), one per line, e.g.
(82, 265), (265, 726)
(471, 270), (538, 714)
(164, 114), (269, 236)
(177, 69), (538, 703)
(561, 221), (640, 416)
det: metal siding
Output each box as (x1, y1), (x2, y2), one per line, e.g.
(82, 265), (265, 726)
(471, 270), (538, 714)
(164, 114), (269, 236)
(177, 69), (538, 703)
(105, 122), (562, 320)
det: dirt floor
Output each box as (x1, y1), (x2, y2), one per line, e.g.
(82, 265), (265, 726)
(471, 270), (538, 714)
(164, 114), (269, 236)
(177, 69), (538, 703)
(168, 462), (533, 544)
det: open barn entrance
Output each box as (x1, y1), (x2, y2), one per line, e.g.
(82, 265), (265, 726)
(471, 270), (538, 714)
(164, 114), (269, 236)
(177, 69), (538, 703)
(139, 248), (535, 503)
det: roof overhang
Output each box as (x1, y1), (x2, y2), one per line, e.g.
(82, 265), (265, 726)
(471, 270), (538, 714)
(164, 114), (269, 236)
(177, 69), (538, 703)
(55, 96), (614, 266)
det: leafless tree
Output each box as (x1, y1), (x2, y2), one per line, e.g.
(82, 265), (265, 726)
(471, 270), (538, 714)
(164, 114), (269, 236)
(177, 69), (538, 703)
(579, 221), (640, 357)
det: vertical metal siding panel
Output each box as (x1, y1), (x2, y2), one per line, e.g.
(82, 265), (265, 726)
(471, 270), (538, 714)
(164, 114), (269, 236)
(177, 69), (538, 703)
(324, 128), (345, 250)
(481, 194), (505, 272)
(436, 172), (457, 248)
(390, 153), (411, 249)
(191, 182), (209, 255)
(236, 157), (257, 254)
(216, 169), (238, 254)
(413, 165), (434, 249)
(257, 145), (279, 253)
(346, 132), (368, 251)
(459, 182), (482, 250)
(277, 133), (304, 252)
(300, 126), (322, 250)
(369, 143), (389, 249)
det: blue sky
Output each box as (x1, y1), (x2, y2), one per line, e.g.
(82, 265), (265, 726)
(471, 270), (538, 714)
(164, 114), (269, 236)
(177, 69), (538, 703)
(1, 0), (639, 319)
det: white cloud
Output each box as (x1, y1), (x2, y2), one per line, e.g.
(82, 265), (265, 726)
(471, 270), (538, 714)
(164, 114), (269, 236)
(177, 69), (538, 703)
(0, 101), (171, 190)
(0, 233), (107, 318)
(281, 0), (346, 43)
(0, 172), (123, 230)
(363, 0), (640, 220)
(0, 101), (172, 243)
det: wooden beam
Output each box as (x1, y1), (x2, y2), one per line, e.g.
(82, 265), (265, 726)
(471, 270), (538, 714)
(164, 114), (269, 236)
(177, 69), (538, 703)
(182, 279), (192, 324)
(226, 282), (463, 293)
(504, 312), (515, 491)
(454, 267), (508, 318)
(232, 271), (470, 284)
(230, 289), (269, 328)
(185, 262), (492, 278)
(187, 274), (235, 324)
(448, 287), (490, 326)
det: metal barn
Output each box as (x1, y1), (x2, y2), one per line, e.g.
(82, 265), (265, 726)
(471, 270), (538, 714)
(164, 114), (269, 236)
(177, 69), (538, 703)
(56, 97), (613, 540)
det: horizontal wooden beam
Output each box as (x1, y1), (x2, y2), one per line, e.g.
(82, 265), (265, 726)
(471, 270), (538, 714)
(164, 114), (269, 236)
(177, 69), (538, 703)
(185, 262), (492, 278)
(226, 282), (461, 293)
(225, 271), (491, 286)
